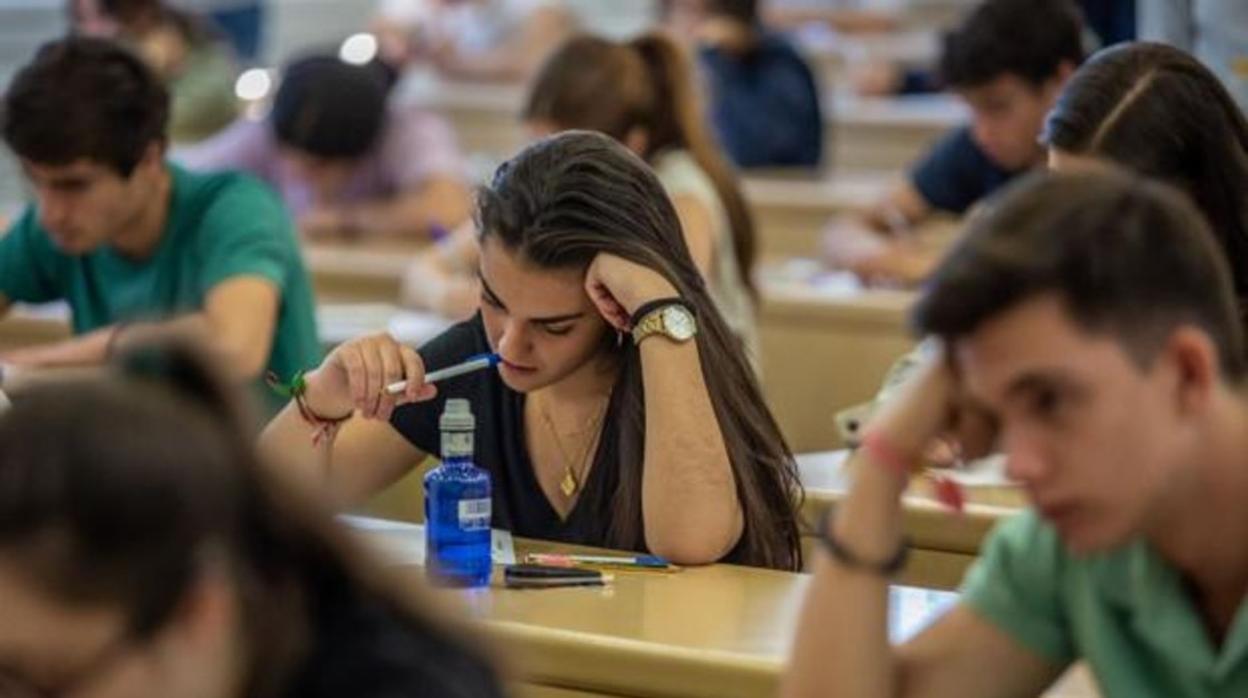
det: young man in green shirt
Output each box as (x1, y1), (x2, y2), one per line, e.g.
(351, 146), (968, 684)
(786, 170), (1248, 697)
(0, 37), (320, 412)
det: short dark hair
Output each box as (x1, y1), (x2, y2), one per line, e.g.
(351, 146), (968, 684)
(271, 54), (395, 160)
(939, 0), (1085, 89)
(914, 171), (1247, 382)
(2, 37), (169, 176)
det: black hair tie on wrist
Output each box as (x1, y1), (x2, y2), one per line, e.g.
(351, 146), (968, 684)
(817, 508), (910, 576)
(628, 297), (695, 329)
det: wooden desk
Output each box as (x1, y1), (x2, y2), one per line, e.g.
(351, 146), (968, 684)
(757, 277), (916, 453)
(397, 77), (526, 164)
(317, 303), (449, 349)
(828, 92), (964, 171)
(305, 243), (420, 302)
(797, 449), (1024, 588)
(352, 517), (1098, 698)
(0, 303), (71, 352)
(744, 171), (892, 258)
(399, 77), (962, 173)
(803, 28), (940, 86)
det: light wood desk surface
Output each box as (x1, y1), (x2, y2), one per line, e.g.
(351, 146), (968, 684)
(305, 242), (422, 302)
(743, 171), (892, 258)
(826, 92), (964, 171)
(757, 276), (917, 453)
(302, 170), (895, 271)
(399, 77), (962, 172)
(0, 303), (71, 351)
(353, 518), (1096, 698)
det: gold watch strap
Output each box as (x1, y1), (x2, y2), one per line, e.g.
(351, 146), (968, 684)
(630, 308), (668, 344)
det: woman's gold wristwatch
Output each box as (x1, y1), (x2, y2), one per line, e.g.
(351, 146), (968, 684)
(630, 299), (698, 345)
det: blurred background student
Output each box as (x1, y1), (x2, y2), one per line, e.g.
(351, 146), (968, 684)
(179, 52), (472, 240)
(0, 341), (506, 698)
(402, 32), (762, 362)
(819, 0), (1083, 287)
(371, 0), (578, 83)
(662, 0), (823, 169)
(177, 0), (267, 62)
(69, 0), (240, 142)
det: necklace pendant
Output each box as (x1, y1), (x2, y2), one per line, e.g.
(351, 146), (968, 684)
(560, 468), (578, 497)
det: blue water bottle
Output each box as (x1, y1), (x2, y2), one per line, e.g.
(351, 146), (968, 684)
(425, 398), (492, 588)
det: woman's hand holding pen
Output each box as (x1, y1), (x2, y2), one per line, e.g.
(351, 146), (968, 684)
(304, 334), (437, 422)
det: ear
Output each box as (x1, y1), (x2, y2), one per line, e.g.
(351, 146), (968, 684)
(1162, 326), (1221, 418)
(1055, 60), (1077, 82)
(623, 127), (650, 158)
(134, 141), (167, 178)
(162, 562), (238, 651)
(1043, 60), (1078, 98)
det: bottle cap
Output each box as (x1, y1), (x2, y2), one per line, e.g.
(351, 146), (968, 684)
(439, 398), (475, 432)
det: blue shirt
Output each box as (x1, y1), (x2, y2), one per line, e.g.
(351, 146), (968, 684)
(909, 126), (1022, 215)
(698, 33), (823, 169)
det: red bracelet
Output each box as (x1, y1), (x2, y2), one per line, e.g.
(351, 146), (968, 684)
(267, 371), (352, 446)
(862, 428), (967, 513)
(860, 428), (917, 481)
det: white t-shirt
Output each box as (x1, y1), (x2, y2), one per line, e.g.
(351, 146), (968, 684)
(652, 149), (759, 367)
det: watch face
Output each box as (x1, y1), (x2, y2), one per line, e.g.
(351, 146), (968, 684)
(662, 306), (697, 341)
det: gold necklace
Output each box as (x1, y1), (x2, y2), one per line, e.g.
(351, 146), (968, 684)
(539, 398), (608, 498)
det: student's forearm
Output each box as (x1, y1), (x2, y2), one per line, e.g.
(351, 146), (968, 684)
(259, 397), (339, 498)
(783, 451), (907, 698)
(259, 369), (422, 508)
(351, 180), (473, 238)
(639, 338), (742, 563)
(125, 313), (271, 380)
(0, 326), (114, 367)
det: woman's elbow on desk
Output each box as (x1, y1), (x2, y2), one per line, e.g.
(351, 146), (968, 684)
(646, 508), (744, 566)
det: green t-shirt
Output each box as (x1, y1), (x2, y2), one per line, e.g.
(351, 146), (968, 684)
(0, 163), (320, 413)
(962, 510), (1248, 697)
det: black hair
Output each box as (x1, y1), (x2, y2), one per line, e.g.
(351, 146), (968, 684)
(915, 170), (1247, 382)
(939, 0), (1084, 89)
(1043, 42), (1248, 313)
(271, 54), (397, 160)
(2, 36), (169, 176)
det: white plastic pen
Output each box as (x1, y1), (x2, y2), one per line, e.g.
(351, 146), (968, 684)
(382, 352), (500, 395)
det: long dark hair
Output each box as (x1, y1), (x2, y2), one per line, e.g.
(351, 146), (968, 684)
(1043, 42), (1248, 310)
(524, 32), (759, 299)
(477, 130), (801, 570)
(0, 343), (499, 697)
